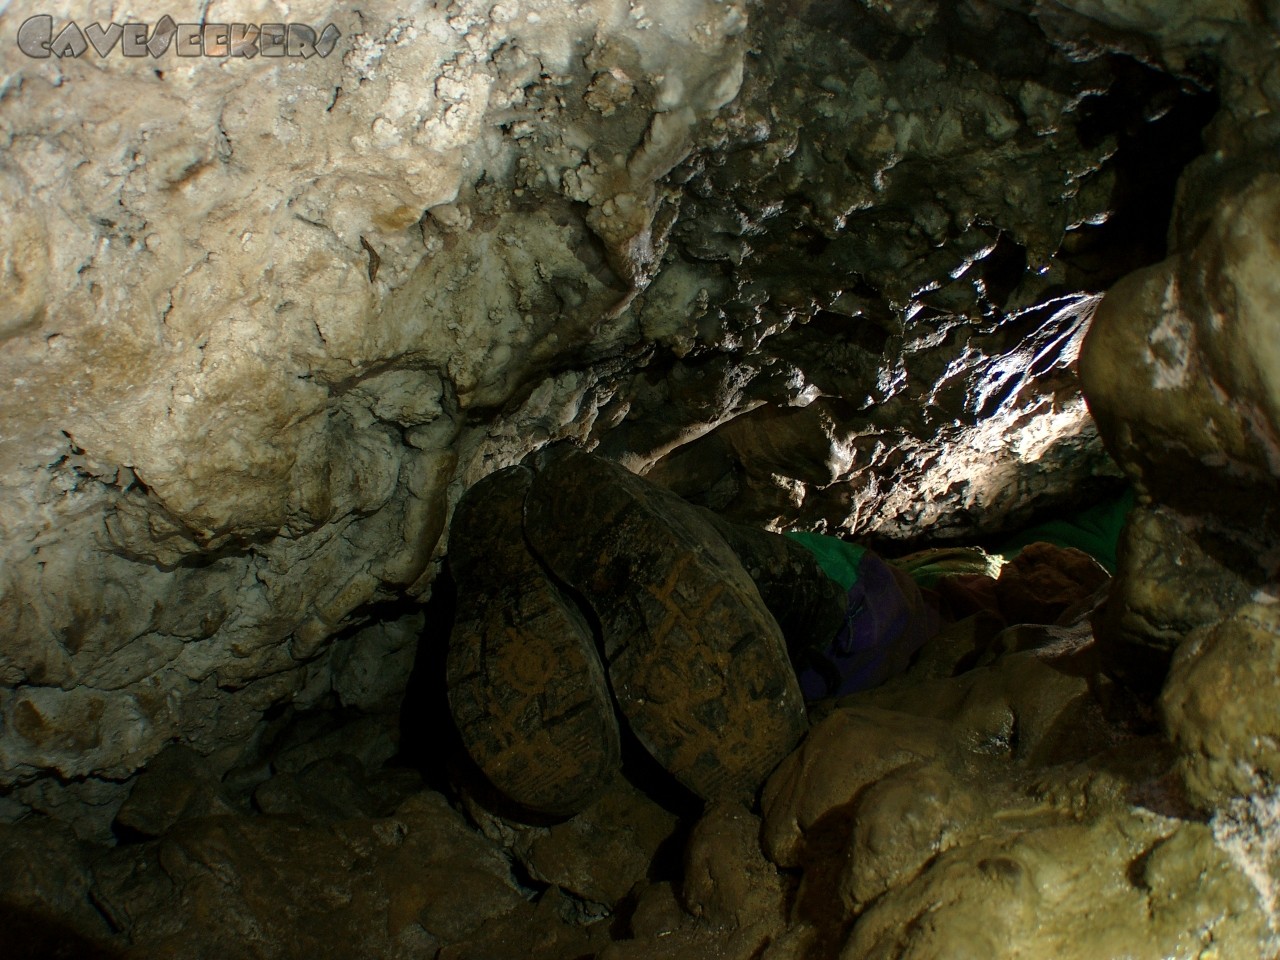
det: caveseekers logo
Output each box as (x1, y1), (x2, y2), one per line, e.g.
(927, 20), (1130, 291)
(16, 14), (341, 58)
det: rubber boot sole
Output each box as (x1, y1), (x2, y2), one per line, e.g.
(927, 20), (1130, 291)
(695, 507), (847, 660)
(446, 465), (621, 817)
(525, 449), (807, 803)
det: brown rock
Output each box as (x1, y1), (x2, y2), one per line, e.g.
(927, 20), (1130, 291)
(994, 541), (1110, 627)
(1095, 506), (1258, 695)
(115, 744), (233, 838)
(437, 887), (613, 960)
(1161, 603), (1280, 808)
(627, 881), (689, 940)
(839, 762), (987, 911)
(1080, 172), (1280, 529)
(682, 802), (786, 931)
(844, 817), (1269, 960)
(520, 776), (680, 909)
(1079, 169), (1280, 700)
(0, 820), (120, 956)
(91, 790), (527, 959)
(761, 706), (947, 867)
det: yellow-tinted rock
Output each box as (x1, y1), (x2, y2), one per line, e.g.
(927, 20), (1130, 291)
(683, 801), (786, 931)
(1162, 603), (1280, 808)
(839, 761), (987, 910)
(761, 706), (948, 868)
(845, 816), (1270, 960)
(521, 776), (680, 908)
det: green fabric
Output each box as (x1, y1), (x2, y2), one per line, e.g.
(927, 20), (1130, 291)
(997, 486), (1135, 574)
(785, 531), (867, 591)
(786, 486), (1134, 590)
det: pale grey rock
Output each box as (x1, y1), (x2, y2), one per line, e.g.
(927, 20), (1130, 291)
(0, 683), (172, 782)
(10, 775), (133, 845)
(331, 614), (423, 713)
(0, 0), (760, 806)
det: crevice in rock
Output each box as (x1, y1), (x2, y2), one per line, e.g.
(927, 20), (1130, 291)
(1059, 55), (1219, 291)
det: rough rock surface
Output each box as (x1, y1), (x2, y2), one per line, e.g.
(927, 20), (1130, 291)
(1067, 3), (1280, 950)
(4, 585), (1276, 960)
(3, 0), (1280, 957)
(1083, 167), (1280, 690)
(466, 773), (682, 915)
(0, 0), (1207, 813)
(759, 603), (1275, 960)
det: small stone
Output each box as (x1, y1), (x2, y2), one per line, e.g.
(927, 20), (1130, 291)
(115, 744), (231, 838)
(682, 801), (785, 931)
(521, 775), (680, 909)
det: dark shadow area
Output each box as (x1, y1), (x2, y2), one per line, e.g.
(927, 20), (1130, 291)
(0, 902), (123, 960)
(808, 309), (894, 356)
(397, 563), (472, 799)
(108, 820), (154, 846)
(973, 233), (1028, 314)
(1060, 55), (1219, 290)
(791, 796), (862, 960)
(787, 0), (914, 61)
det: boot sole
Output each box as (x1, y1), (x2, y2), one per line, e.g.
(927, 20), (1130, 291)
(446, 465), (621, 817)
(525, 449), (807, 802)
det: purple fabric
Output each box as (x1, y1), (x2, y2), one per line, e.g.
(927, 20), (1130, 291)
(796, 552), (936, 700)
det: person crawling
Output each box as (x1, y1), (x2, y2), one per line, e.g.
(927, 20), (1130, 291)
(444, 444), (1123, 818)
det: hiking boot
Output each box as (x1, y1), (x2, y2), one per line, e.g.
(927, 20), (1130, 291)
(524, 448), (807, 803)
(446, 465), (621, 817)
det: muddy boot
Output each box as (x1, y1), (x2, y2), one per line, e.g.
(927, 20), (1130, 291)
(446, 465), (621, 817)
(524, 448), (807, 804)
(695, 509), (847, 661)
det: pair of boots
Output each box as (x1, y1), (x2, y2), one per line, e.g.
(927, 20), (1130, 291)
(445, 447), (846, 817)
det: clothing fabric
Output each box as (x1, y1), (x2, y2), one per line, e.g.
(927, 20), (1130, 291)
(889, 546), (1001, 588)
(783, 531), (867, 591)
(792, 550), (938, 700)
(996, 486), (1134, 574)
(785, 487), (1133, 700)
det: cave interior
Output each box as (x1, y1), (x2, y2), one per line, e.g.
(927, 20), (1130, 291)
(2, 0), (1280, 957)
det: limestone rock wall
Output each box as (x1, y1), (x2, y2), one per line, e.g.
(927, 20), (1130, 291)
(1077, 8), (1280, 888)
(0, 0), (762, 827)
(2, 1), (1280, 957)
(0, 0), (1241, 834)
